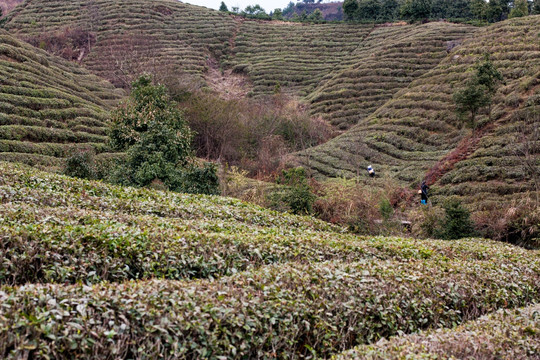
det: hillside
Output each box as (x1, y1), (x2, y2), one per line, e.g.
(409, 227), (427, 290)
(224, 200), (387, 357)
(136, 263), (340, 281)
(5, 0), (237, 88)
(307, 22), (474, 130)
(294, 15), (540, 212)
(0, 29), (122, 171)
(0, 161), (539, 358)
(4, 1), (476, 103)
(0, 0), (23, 16)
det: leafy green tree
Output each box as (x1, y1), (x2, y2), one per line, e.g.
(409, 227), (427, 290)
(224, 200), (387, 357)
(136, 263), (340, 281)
(533, 0), (540, 14)
(109, 75), (195, 189)
(64, 148), (96, 180)
(272, 8), (283, 19)
(343, 0), (359, 20)
(308, 8), (324, 22)
(454, 54), (503, 127)
(509, 0), (528, 17)
(400, 0), (432, 21)
(453, 83), (490, 127)
(431, 0), (473, 19)
(474, 54), (504, 94)
(439, 199), (475, 239)
(379, 0), (400, 20)
(274, 167), (316, 215)
(485, 0), (510, 22)
(219, 1), (229, 12)
(358, 0), (381, 20)
(282, 1), (296, 16)
(470, 0), (487, 20)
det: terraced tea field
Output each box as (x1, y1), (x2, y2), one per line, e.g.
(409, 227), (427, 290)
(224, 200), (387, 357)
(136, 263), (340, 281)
(295, 15), (540, 212)
(5, 0), (237, 87)
(307, 22), (475, 130)
(0, 30), (122, 171)
(224, 21), (374, 97)
(0, 161), (538, 358)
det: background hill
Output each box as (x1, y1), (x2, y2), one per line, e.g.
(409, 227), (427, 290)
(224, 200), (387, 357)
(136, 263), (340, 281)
(1, 0), (538, 243)
(292, 15), (540, 214)
(0, 0), (23, 16)
(283, 1), (345, 21)
(3, 0), (476, 104)
(5, 0), (237, 88)
(0, 29), (122, 171)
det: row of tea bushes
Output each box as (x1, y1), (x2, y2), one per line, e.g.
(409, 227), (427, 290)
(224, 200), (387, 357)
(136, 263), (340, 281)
(307, 22), (475, 130)
(335, 304), (539, 359)
(0, 256), (538, 359)
(1, 161), (537, 285)
(0, 30), (122, 168)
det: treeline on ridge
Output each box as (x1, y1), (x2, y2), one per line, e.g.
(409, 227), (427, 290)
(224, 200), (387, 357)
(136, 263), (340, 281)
(342, 0), (537, 23)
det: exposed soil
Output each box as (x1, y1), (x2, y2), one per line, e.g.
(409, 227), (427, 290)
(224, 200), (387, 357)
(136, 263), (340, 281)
(205, 57), (251, 100)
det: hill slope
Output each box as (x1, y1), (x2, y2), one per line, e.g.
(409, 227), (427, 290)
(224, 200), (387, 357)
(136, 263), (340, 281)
(307, 22), (474, 130)
(4, 0), (475, 109)
(0, 161), (539, 358)
(0, 29), (122, 171)
(5, 0), (237, 88)
(293, 15), (540, 212)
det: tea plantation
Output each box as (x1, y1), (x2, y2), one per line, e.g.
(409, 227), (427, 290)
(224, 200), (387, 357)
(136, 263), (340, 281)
(0, 2), (539, 357)
(0, 30), (122, 171)
(0, 161), (539, 358)
(295, 15), (540, 212)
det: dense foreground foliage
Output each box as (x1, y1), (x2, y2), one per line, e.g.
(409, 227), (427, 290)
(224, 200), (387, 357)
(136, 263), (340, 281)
(336, 304), (540, 359)
(0, 162), (539, 358)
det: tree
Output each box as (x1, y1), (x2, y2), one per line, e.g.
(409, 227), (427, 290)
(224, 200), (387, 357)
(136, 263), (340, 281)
(470, 0), (487, 20)
(308, 8), (324, 22)
(485, 0), (510, 22)
(453, 83), (490, 128)
(358, 0), (381, 20)
(343, 0), (359, 20)
(453, 54), (503, 128)
(509, 0), (528, 17)
(439, 199), (476, 240)
(533, 0), (540, 14)
(272, 8), (283, 19)
(400, 0), (432, 21)
(219, 1), (228, 12)
(109, 75), (195, 190)
(379, 0), (400, 20)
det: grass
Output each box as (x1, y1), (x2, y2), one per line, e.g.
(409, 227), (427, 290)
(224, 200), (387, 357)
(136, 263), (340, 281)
(0, 161), (539, 358)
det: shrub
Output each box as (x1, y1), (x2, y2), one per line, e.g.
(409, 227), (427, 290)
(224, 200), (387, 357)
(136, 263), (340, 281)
(177, 162), (220, 195)
(336, 304), (540, 359)
(475, 198), (540, 249)
(410, 205), (445, 238)
(271, 167), (316, 215)
(63, 148), (95, 180)
(0, 256), (538, 359)
(313, 178), (381, 234)
(439, 199), (476, 239)
(109, 75), (214, 192)
(379, 198), (393, 221)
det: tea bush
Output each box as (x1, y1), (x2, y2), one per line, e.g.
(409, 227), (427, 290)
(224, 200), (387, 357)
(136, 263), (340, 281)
(336, 304), (540, 359)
